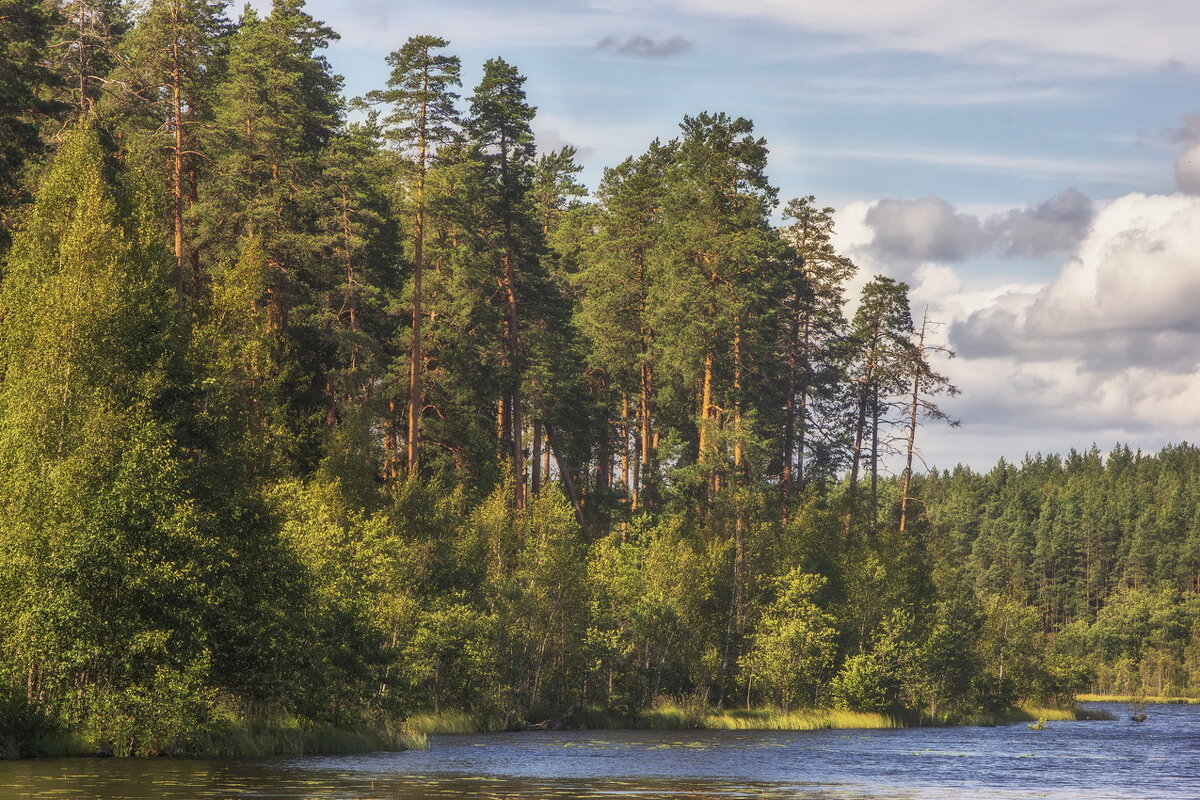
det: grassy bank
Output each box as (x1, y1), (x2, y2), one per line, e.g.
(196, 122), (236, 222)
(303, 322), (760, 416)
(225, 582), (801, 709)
(405, 710), (507, 735)
(948, 705), (1114, 726)
(1076, 694), (1200, 705)
(569, 705), (902, 731)
(406, 702), (1110, 735)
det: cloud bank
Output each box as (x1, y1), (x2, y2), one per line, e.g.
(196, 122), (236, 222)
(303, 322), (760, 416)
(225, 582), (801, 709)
(860, 188), (1094, 263)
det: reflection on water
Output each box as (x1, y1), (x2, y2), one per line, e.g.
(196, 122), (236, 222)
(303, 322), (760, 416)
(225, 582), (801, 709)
(0, 703), (1196, 799)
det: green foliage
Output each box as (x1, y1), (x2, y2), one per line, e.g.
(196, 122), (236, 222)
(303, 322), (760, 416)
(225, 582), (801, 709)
(739, 570), (837, 710)
(0, 121), (212, 750)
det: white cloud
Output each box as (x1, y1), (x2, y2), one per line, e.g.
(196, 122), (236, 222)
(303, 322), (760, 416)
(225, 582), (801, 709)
(836, 190), (1095, 280)
(956, 193), (1200, 347)
(793, 74), (1073, 107)
(866, 196), (989, 261)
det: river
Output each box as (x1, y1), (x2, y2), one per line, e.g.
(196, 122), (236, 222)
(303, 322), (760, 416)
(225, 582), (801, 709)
(0, 703), (1195, 799)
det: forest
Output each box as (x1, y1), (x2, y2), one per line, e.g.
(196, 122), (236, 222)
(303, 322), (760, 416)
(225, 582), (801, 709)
(1, 0), (1198, 757)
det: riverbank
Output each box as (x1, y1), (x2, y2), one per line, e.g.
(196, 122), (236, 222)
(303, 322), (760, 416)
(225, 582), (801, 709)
(6, 719), (426, 760)
(8, 702), (1111, 758)
(404, 703), (1113, 736)
(1076, 693), (1200, 704)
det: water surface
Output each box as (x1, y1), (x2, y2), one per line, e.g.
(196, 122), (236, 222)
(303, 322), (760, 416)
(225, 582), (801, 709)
(0, 702), (1195, 799)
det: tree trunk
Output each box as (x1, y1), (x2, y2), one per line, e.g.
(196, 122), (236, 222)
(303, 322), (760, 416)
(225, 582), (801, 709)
(871, 388), (879, 528)
(844, 378), (872, 537)
(782, 308), (798, 514)
(531, 420), (542, 495)
(502, 260), (524, 508)
(170, 3), (186, 302)
(407, 87), (430, 476)
(595, 371), (612, 493)
(639, 357), (654, 508)
(545, 423), (584, 528)
(899, 315), (928, 532)
(699, 348), (715, 497)
(732, 320), (744, 472)
(406, 183), (424, 475)
(620, 394), (631, 505)
(384, 397), (400, 481)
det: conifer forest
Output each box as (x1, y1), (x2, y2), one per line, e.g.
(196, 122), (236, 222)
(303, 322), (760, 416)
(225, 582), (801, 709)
(2, 0), (1199, 756)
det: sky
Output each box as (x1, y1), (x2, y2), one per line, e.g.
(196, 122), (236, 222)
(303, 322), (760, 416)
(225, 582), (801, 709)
(261, 0), (1200, 472)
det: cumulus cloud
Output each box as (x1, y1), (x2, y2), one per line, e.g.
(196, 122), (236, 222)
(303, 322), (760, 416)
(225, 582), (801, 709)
(952, 192), (1200, 369)
(988, 187), (1094, 258)
(595, 34), (694, 58)
(865, 196), (987, 261)
(861, 189), (1094, 263)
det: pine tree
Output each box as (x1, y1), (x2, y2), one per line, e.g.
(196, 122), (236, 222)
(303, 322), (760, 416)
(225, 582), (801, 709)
(195, 0), (344, 474)
(777, 196), (856, 503)
(843, 276), (914, 536)
(466, 57), (539, 508)
(369, 35), (462, 477)
(897, 309), (958, 532)
(0, 0), (56, 237)
(318, 115), (402, 439)
(580, 144), (670, 510)
(47, 0), (129, 115)
(111, 0), (233, 298)
(654, 113), (779, 499)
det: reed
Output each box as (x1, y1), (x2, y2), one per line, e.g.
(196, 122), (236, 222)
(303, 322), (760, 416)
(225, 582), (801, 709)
(570, 704), (900, 731)
(701, 708), (901, 730)
(931, 705), (1114, 727)
(404, 710), (503, 735)
(1076, 694), (1200, 705)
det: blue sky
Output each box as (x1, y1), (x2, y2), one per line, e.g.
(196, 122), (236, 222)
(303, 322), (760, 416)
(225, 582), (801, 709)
(266, 0), (1200, 471)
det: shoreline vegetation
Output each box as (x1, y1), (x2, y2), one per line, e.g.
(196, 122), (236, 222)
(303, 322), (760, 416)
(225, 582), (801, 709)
(7, 703), (1114, 760)
(4, 718), (428, 760)
(1075, 694), (1200, 705)
(403, 702), (1113, 738)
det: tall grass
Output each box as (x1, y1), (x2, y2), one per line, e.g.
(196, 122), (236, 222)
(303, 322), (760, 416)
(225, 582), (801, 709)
(572, 701), (1107, 732)
(1077, 693), (1200, 705)
(404, 710), (505, 735)
(572, 702), (899, 731)
(946, 705), (1114, 727)
(700, 708), (901, 730)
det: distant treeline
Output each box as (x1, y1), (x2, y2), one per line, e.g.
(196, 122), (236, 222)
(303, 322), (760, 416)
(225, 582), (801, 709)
(0, 0), (1194, 757)
(918, 445), (1200, 697)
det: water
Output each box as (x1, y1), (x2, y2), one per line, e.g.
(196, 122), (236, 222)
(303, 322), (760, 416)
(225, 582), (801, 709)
(1, 703), (1197, 799)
